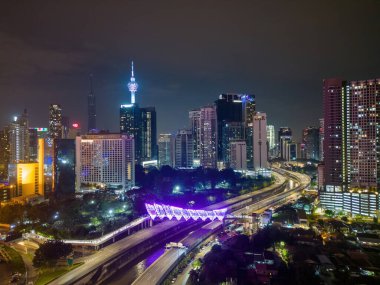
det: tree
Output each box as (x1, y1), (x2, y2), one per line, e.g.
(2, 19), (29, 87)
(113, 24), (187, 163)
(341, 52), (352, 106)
(33, 240), (72, 267)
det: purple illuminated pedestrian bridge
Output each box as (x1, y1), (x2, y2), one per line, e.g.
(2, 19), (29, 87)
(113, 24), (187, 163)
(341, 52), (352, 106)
(145, 203), (228, 221)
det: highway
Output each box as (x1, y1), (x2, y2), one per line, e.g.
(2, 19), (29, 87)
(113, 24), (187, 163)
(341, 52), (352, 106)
(50, 171), (289, 285)
(132, 169), (310, 285)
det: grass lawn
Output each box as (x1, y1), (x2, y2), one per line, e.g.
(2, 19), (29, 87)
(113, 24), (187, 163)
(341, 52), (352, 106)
(35, 263), (83, 285)
(0, 244), (25, 272)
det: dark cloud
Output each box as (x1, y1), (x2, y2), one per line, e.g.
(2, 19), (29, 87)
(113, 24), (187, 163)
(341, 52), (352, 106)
(0, 0), (379, 139)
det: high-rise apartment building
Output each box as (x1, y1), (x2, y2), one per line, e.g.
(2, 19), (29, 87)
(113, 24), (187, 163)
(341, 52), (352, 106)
(9, 110), (29, 163)
(320, 78), (380, 216)
(348, 79), (380, 189)
(75, 134), (135, 191)
(253, 112), (268, 170)
(302, 126), (320, 161)
(200, 106), (217, 168)
(158, 134), (173, 167)
(174, 129), (193, 168)
(319, 118), (324, 161)
(49, 104), (63, 139)
(322, 78), (347, 189)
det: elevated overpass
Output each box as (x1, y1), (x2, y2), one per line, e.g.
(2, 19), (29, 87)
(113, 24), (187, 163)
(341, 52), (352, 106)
(50, 171), (292, 285)
(132, 169), (310, 285)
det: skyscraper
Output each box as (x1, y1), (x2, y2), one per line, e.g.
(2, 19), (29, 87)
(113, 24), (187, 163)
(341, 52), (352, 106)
(141, 107), (157, 161)
(158, 134), (173, 167)
(322, 78), (347, 189)
(200, 106), (217, 168)
(0, 127), (10, 179)
(174, 129), (193, 168)
(54, 139), (76, 196)
(278, 127), (292, 160)
(88, 74), (96, 132)
(120, 104), (141, 161)
(241, 95), (256, 169)
(9, 110), (29, 163)
(49, 104), (62, 139)
(215, 94), (243, 164)
(348, 79), (380, 189)
(253, 112), (268, 170)
(266, 125), (275, 151)
(320, 78), (380, 217)
(319, 118), (324, 161)
(302, 126), (320, 161)
(189, 110), (201, 164)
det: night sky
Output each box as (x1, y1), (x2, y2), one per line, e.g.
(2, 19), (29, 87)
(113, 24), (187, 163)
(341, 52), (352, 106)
(1, 0), (379, 140)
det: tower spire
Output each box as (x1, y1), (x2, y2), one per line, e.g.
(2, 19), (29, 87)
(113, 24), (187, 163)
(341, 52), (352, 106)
(128, 61), (138, 104)
(88, 73), (96, 131)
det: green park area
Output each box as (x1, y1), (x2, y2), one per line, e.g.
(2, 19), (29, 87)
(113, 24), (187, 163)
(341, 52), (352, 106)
(35, 262), (83, 285)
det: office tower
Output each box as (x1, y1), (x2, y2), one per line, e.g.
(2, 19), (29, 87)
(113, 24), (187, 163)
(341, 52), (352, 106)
(120, 104), (141, 162)
(200, 106), (217, 168)
(266, 125), (275, 150)
(158, 134), (173, 167)
(88, 74), (97, 132)
(189, 110), (202, 165)
(241, 95), (256, 169)
(222, 122), (244, 166)
(215, 94), (243, 164)
(322, 78), (347, 190)
(54, 139), (75, 195)
(319, 118), (324, 161)
(62, 116), (70, 138)
(141, 107), (157, 161)
(174, 129), (193, 168)
(278, 127), (292, 160)
(28, 128), (38, 162)
(253, 112), (268, 170)
(49, 104), (63, 139)
(302, 126), (320, 161)
(75, 134), (135, 191)
(0, 127), (10, 180)
(9, 110), (29, 163)
(230, 140), (247, 170)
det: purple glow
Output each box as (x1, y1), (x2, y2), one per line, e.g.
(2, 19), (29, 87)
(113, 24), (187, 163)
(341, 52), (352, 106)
(145, 203), (228, 221)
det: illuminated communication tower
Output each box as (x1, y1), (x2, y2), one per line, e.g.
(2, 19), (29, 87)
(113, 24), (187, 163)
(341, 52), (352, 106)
(127, 61), (139, 104)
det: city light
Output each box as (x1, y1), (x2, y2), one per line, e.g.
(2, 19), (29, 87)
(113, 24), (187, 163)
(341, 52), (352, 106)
(145, 203), (228, 221)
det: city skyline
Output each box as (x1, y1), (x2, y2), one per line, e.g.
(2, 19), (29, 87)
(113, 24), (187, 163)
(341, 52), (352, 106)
(1, 1), (379, 140)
